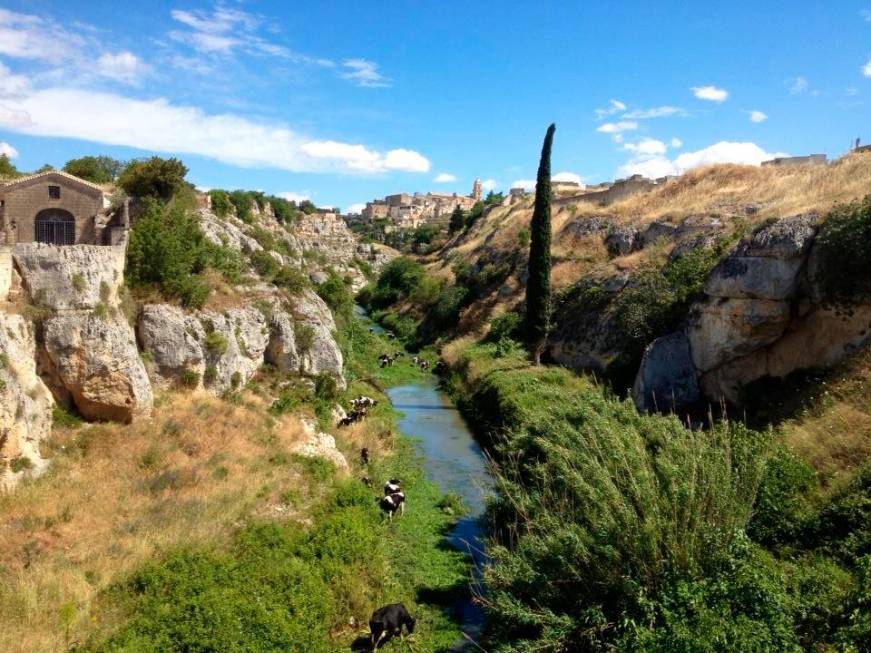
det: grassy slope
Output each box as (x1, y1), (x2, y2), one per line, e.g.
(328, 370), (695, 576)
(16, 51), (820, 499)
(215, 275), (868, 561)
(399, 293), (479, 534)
(0, 318), (471, 652)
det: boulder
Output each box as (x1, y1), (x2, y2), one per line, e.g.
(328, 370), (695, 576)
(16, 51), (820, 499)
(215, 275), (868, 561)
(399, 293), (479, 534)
(605, 227), (640, 257)
(41, 313), (153, 423)
(741, 213), (817, 259)
(136, 305), (205, 388)
(641, 220), (679, 246)
(200, 307), (270, 393)
(687, 298), (790, 372)
(13, 243), (125, 310)
(264, 307), (302, 373)
(293, 419), (349, 471)
(0, 314), (54, 489)
(632, 331), (700, 412)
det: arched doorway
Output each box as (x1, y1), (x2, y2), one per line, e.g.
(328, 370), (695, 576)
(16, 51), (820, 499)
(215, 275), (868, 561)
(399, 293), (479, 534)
(34, 209), (75, 245)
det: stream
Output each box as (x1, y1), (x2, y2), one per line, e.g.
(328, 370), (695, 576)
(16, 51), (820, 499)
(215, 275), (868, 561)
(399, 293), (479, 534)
(387, 380), (492, 651)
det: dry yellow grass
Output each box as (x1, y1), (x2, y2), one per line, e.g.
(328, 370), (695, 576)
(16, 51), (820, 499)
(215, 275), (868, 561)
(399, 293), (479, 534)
(776, 346), (871, 484)
(571, 153), (871, 225)
(0, 390), (358, 652)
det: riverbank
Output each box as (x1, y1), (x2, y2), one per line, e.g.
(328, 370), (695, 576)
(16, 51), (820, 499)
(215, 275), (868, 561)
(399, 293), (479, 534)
(0, 314), (476, 652)
(440, 339), (871, 651)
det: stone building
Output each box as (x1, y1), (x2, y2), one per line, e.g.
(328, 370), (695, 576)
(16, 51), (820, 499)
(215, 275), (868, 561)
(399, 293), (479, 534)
(761, 154), (827, 167)
(361, 179), (482, 224)
(0, 170), (115, 245)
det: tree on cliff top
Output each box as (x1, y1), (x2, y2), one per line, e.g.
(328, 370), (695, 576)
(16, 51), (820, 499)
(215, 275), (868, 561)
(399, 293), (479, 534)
(524, 123), (555, 364)
(63, 155), (124, 184)
(0, 154), (20, 179)
(118, 157), (189, 201)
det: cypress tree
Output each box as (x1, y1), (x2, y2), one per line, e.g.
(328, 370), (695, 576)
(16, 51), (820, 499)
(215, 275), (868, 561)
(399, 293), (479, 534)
(524, 123), (555, 365)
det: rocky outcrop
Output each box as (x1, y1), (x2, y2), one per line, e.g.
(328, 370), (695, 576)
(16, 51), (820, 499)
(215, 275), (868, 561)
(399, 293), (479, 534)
(138, 289), (344, 393)
(0, 314), (54, 489)
(13, 243), (125, 310)
(633, 213), (871, 410)
(293, 418), (349, 471)
(11, 243), (154, 423)
(40, 313), (153, 423)
(632, 332), (700, 412)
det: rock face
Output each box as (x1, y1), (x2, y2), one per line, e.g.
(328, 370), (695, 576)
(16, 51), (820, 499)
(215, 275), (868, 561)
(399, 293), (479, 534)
(630, 212), (871, 411)
(138, 289), (344, 394)
(0, 314), (54, 489)
(11, 243), (155, 423)
(293, 418), (349, 471)
(632, 332), (700, 412)
(13, 243), (125, 310)
(41, 314), (153, 423)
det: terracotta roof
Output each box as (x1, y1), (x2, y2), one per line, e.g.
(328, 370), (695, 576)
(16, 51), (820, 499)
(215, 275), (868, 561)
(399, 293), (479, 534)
(0, 170), (105, 194)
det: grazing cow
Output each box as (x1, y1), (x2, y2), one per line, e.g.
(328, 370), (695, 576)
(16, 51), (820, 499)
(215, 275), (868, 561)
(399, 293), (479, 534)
(385, 332), (396, 340)
(411, 355), (420, 365)
(338, 408), (368, 428)
(384, 478), (401, 495)
(379, 491), (406, 520)
(369, 603), (416, 650)
(351, 396), (378, 411)
(434, 360), (446, 374)
(419, 359), (429, 371)
(378, 354), (394, 368)
(360, 447), (370, 465)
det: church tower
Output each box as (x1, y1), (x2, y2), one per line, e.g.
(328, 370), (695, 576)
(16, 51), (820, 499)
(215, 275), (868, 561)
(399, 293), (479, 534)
(471, 178), (482, 201)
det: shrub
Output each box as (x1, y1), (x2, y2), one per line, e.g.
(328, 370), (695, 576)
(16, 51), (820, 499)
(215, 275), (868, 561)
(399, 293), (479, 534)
(204, 331), (228, 356)
(273, 266), (309, 293)
(316, 272), (353, 320)
(488, 312), (523, 342)
(313, 373), (339, 403)
(208, 189), (232, 217)
(118, 157), (188, 201)
(368, 257), (424, 309)
(52, 404), (82, 429)
(230, 371), (242, 390)
(229, 190), (258, 223)
(63, 155), (123, 184)
(0, 154), (20, 178)
(203, 365), (218, 385)
(295, 324), (316, 354)
(10, 456), (33, 473)
(748, 446), (818, 546)
(814, 195), (871, 304)
(249, 250), (280, 279)
(71, 273), (86, 292)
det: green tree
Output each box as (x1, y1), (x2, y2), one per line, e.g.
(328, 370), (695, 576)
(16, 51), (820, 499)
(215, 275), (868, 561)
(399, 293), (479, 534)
(118, 157), (188, 201)
(484, 190), (505, 206)
(63, 155), (124, 183)
(523, 123), (555, 364)
(299, 199), (317, 215)
(34, 164), (54, 174)
(448, 205), (465, 234)
(0, 154), (20, 179)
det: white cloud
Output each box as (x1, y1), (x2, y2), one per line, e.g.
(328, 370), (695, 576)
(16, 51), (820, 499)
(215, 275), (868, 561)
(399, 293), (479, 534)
(691, 85), (729, 102)
(597, 120), (638, 134)
(278, 191), (311, 203)
(97, 51), (149, 84)
(480, 179), (497, 192)
(595, 99), (626, 119)
(749, 110), (768, 123)
(619, 141), (786, 179)
(552, 171), (584, 184)
(0, 84), (430, 174)
(347, 202), (366, 214)
(787, 76), (809, 94)
(0, 8), (85, 62)
(622, 106), (685, 119)
(433, 172), (457, 183)
(864, 59), (871, 78)
(339, 59), (390, 88)
(511, 179), (536, 191)
(0, 142), (19, 159)
(623, 138), (668, 155)
(0, 62), (31, 96)
(670, 137), (683, 148)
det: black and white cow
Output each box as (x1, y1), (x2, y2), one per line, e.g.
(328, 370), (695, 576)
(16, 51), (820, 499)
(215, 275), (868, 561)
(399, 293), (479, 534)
(379, 491), (405, 520)
(384, 478), (401, 495)
(369, 603), (416, 650)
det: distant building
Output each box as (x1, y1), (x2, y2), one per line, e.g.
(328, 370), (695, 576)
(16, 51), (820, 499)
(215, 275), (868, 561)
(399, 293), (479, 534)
(472, 178), (482, 202)
(761, 154), (827, 167)
(361, 179), (481, 225)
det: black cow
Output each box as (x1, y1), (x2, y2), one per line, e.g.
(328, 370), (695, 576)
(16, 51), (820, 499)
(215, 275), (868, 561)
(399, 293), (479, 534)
(369, 603), (416, 650)
(360, 447), (370, 465)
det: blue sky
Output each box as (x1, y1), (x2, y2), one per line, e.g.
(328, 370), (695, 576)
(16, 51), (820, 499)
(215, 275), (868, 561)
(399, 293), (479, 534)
(1, 1), (869, 212)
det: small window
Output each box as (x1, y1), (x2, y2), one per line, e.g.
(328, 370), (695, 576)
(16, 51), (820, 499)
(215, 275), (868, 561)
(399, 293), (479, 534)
(48, 185), (61, 200)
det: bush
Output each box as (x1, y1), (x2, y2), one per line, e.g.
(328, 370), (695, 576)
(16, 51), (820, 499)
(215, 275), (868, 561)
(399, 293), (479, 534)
(316, 272), (353, 321)
(368, 257), (425, 309)
(249, 250), (280, 279)
(63, 155), (123, 184)
(273, 266), (309, 293)
(0, 154), (20, 179)
(10, 456), (33, 473)
(295, 324), (316, 354)
(748, 446), (818, 546)
(208, 189), (232, 217)
(178, 369), (200, 389)
(814, 195), (871, 304)
(126, 201), (215, 308)
(204, 331), (228, 356)
(118, 157), (188, 201)
(487, 313), (523, 342)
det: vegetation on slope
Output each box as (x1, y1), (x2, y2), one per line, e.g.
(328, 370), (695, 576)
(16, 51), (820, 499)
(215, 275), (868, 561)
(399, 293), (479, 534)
(441, 342), (871, 651)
